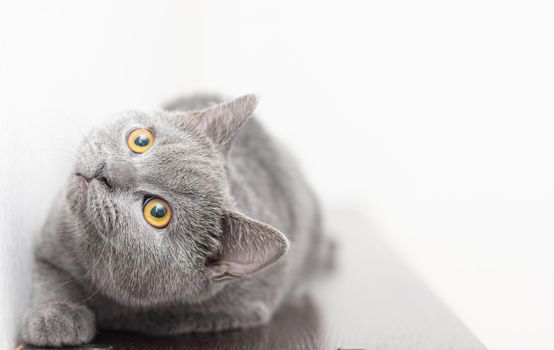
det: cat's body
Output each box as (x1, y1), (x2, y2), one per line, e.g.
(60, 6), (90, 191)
(20, 94), (330, 346)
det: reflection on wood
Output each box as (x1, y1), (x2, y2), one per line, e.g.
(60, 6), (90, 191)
(95, 295), (320, 350)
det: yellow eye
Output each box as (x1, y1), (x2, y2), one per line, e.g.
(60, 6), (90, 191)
(143, 198), (171, 228)
(128, 128), (154, 153)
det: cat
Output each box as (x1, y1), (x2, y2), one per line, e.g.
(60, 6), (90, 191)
(19, 94), (333, 347)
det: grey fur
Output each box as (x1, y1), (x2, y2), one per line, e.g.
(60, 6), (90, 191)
(19, 94), (329, 346)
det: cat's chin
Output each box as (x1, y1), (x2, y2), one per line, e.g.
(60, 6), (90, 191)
(103, 289), (220, 308)
(93, 276), (223, 308)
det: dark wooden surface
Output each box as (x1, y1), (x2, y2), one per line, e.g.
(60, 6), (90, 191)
(23, 210), (487, 350)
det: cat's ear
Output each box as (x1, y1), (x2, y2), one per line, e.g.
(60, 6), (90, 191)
(208, 210), (289, 280)
(178, 94), (258, 152)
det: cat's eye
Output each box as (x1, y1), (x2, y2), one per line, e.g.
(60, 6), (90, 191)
(143, 197), (171, 228)
(128, 128), (154, 153)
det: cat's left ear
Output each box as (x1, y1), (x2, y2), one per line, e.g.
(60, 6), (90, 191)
(180, 94), (258, 153)
(208, 210), (289, 281)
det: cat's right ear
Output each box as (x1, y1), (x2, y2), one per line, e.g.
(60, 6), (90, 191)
(172, 95), (258, 153)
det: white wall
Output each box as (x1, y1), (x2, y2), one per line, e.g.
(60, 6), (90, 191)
(192, 1), (554, 349)
(0, 1), (203, 348)
(1, 1), (553, 349)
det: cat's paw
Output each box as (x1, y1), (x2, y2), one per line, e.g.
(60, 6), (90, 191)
(20, 301), (96, 347)
(211, 301), (272, 331)
(174, 301), (273, 333)
(238, 301), (272, 328)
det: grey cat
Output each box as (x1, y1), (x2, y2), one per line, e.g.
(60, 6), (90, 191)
(19, 94), (332, 347)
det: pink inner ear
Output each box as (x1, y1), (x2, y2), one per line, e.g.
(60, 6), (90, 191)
(219, 250), (284, 276)
(210, 261), (264, 280)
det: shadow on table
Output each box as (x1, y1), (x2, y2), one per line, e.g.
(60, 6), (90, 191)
(94, 294), (322, 350)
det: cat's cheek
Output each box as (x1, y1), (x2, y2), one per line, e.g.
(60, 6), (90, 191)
(64, 175), (87, 216)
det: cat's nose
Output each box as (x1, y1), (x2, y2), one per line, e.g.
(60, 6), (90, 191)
(76, 162), (108, 186)
(76, 159), (136, 190)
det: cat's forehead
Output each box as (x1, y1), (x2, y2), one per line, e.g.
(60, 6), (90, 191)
(139, 139), (225, 195)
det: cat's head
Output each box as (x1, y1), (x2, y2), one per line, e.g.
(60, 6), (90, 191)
(64, 95), (289, 306)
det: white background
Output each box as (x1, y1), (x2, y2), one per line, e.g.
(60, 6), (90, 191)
(1, 1), (553, 349)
